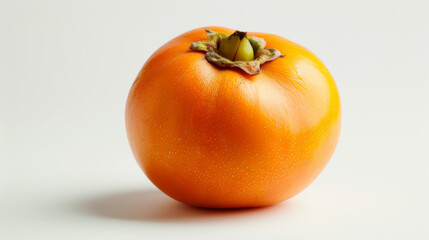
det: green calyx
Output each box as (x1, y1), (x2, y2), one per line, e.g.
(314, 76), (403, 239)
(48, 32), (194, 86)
(189, 29), (284, 75)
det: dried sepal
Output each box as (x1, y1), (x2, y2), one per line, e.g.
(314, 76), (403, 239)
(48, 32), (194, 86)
(189, 29), (284, 75)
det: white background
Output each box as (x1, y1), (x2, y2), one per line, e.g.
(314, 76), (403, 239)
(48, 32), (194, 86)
(1, 0), (428, 239)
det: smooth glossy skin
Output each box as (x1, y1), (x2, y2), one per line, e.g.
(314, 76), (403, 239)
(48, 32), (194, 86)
(126, 26), (341, 208)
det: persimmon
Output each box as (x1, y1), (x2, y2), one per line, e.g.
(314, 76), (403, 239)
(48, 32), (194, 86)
(125, 26), (341, 208)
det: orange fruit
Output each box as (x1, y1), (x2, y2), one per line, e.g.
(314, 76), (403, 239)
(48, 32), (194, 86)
(126, 26), (341, 208)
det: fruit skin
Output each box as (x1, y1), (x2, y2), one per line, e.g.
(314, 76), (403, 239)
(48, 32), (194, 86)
(126, 26), (341, 208)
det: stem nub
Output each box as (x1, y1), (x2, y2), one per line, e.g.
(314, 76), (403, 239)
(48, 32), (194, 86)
(218, 31), (254, 61)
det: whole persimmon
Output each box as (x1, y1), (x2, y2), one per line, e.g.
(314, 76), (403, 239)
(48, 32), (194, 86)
(125, 26), (341, 208)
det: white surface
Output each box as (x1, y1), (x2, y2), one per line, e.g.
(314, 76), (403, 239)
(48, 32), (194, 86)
(1, 0), (428, 239)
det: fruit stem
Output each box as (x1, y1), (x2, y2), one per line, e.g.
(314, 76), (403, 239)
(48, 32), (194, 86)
(218, 31), (254, 61)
